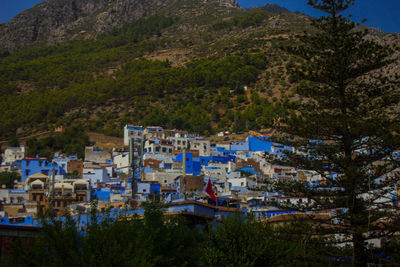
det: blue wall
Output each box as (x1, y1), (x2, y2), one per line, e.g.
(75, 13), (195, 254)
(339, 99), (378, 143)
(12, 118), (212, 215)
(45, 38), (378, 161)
(174, 153), (201, 175)
(150, 184), (161, 194)
(21, 157), (65, 182)
(248, 137), (273, 152)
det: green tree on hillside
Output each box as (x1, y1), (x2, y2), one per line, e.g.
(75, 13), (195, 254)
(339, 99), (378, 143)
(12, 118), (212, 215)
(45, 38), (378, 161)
(26, 126), (91, 159)
(0, 172), (20, 189)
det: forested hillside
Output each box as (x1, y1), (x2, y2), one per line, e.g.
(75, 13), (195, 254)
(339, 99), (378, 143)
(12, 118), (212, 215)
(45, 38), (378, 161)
(0, 0), (398, 140)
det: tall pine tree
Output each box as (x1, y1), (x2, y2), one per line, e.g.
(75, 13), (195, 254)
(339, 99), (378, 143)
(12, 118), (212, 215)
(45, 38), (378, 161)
(272, 0), (400, 266)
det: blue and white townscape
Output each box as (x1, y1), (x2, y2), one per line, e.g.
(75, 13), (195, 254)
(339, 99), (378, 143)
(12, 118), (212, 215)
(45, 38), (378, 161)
(0, 125), (397, 235)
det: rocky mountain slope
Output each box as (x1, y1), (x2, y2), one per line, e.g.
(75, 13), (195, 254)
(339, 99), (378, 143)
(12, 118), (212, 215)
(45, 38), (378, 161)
(0, 0), (238, 51)
(249, 3), (290, 13)
(0, 0), (398, 140)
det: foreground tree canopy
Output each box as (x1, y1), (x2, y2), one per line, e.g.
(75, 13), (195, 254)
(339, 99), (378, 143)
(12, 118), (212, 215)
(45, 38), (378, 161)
(7, 201), (360, 267)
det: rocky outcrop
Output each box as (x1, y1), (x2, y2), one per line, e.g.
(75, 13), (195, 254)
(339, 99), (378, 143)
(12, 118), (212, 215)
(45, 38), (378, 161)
(0, 0), (239, 51)
(215, 0), (238, 8)
(248, 3), (290, 14)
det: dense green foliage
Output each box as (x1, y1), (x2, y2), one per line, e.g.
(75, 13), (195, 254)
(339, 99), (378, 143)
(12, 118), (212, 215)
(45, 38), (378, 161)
(8, 201), (342, 267)
(212, 10), (272, 30)
(0, 12), (290, 139)
(0, 15), (177, 138)
(26, 127), (91, 159)
(0, 172), (21, 188)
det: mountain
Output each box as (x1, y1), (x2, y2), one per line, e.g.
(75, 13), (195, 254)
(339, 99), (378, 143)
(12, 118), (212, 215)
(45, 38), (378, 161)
(248, 3), (290, 14)
(0, 0), (398, 140)
(0, 0), (239, 52)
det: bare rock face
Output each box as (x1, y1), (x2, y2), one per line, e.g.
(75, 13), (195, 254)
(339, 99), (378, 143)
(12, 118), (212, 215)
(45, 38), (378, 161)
(0, 0), (239, 51)
(214, 0), (238, 8)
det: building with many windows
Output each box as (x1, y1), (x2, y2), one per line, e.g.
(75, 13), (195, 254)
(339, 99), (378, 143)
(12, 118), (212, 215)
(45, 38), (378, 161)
(123, 125), (144, 146)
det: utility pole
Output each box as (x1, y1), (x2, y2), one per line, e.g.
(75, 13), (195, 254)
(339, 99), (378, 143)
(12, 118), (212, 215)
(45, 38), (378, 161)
(182, 149), (186, 200)
(49, 169), (56, 215)
(129, 138), (137, 203)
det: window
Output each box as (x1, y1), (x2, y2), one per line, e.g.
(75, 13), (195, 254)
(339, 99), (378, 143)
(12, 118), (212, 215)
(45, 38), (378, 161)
(169, 149), (172, 153)
(155, 147), (160, 152)
(143, 189), (146, 192)
(40, 195), (43, 201)
(162, 147), (166, 153)
(164, 180), (167, 183)
(33, 195), (36, 201)
(25, 170), (30, 176)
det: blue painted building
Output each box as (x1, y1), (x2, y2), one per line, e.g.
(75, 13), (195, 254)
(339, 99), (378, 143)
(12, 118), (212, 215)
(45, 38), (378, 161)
(52, 154), (78, 174)
(174, 152), (202, 176)
(199, 155), (236, 165)
(247, 136), (273, 152)
(20, 156), (66, 182)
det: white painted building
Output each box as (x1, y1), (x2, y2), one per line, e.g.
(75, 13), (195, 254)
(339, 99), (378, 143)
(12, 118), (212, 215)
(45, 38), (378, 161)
(83, 167), (110, 184)
(144, 126), (164, 140)
(143, 171), (181, 187)
(113, 152), (130, 174)
(228, 177), (257, 189)
(123, 125), (144, 146)
(166, 130), (189, 151)
(144, 139), (174, 155)
(189, 138), (210, 156)
(0, 189), (29, 204)
(202, 162), (235, 180)
(3, 146), (25, 165)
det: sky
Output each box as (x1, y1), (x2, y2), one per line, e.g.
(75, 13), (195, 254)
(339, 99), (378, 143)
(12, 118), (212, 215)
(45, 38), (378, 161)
(237, 0), (400, 33)
(0, 0), (399, 33)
